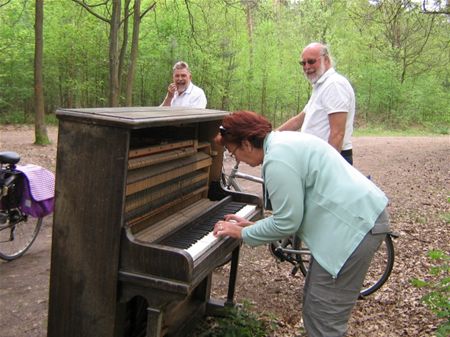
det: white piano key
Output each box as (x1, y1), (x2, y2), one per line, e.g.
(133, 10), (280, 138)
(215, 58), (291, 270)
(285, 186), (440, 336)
(185, 204), (257, 260)
(235, 204), (257, 218)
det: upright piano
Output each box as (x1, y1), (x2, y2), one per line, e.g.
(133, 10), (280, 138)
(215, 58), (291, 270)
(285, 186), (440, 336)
(47, 107), (262, 337)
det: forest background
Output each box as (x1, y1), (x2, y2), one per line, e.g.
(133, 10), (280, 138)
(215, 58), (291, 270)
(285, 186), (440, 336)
(0, 0), (449, 134)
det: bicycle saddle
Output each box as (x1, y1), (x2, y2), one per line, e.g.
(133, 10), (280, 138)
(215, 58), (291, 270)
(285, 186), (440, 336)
(0, 151), (20, 165)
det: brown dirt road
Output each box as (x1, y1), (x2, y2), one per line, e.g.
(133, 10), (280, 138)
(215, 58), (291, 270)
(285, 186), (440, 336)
(0, 125), (449, 336)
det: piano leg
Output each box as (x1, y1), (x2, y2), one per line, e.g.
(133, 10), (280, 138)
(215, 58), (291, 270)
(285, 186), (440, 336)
(206, 245), (241, 315)
(146, 307), (163, 337)
(226, 245), (240, 306)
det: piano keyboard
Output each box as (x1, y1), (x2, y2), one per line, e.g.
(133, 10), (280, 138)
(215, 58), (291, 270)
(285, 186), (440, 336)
(158, 202), (256, 260)
(186, 204), (256, 260)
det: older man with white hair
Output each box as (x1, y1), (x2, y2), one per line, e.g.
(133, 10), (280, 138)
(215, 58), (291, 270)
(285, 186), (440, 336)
(278, 42), (355, 164)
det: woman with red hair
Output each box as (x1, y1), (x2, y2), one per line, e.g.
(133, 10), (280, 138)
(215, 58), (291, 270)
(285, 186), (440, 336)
(214, 110), (390, 337)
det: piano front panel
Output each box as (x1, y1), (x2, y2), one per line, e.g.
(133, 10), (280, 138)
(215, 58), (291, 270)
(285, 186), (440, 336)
(120, 124), (210, 283)
(124, 127), (212, 232)
(120, 123), (262, 285)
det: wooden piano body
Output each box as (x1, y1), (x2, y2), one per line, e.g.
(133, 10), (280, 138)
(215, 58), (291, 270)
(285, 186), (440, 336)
(47, 107), (262, 337)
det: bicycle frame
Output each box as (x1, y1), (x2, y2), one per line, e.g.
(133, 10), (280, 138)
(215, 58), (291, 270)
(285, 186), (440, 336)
(223, 161), (263, 192)
(1, 169), (21, 199)
(230, 162), (264, 184)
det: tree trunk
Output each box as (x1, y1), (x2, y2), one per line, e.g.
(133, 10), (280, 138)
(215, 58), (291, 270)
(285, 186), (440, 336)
(245, 1), (254, 106)
(125, 0), (141, 106)
(109, 0), (121, 107)
(119, 0), (131, 104)
(34, 0), (49, 145)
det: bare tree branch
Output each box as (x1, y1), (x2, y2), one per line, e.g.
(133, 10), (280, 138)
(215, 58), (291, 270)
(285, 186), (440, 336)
(184, 0), (203, 51)
(0, 0), (13, 8)
(71, 0), (110, 23)
(140, 1), (156, 20)
(117, 0), (155, 26)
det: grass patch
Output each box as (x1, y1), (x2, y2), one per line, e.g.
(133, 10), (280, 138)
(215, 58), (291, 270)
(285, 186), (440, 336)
(354, 120), (449, 136)
(410, 250), (450, 337)
(0, 111), (32, 124)
(187, 301), (276, 337)
(0, 111), (58, 125)
(354, 127), (443, 137)
(441, 212), (450, 224)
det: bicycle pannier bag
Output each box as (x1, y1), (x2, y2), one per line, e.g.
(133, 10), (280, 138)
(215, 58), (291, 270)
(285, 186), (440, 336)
(17, 164), (55, 218)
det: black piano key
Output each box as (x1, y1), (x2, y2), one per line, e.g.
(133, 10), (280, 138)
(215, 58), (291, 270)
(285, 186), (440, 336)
(158, 201), (246, 249)
(164, 228), (210, 247)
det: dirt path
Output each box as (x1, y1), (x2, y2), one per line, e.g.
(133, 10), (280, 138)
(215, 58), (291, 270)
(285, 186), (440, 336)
(0, 125), (448, 337)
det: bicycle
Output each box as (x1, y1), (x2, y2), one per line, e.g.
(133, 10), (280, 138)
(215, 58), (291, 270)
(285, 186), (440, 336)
(221, 158), (397, 298)
(0, 151), (54, 261)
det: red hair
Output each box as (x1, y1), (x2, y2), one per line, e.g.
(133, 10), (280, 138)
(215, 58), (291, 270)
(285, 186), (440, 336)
(216, 110), (272, 148)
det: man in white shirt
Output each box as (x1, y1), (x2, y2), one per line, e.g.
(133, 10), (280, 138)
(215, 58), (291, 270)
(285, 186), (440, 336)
(278, 42), (355, 164)
(161, 61), (207, 108)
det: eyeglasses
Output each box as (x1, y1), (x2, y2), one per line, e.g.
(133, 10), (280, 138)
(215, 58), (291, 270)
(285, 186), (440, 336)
(227, 145), (239, 159)
(220, 126), (240, 159)
(299, 57), (322, 67)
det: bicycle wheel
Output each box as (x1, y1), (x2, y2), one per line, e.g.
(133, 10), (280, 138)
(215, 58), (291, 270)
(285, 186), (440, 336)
(294, 235), (395, 297)
(0, 209), (43, 261)
(359, 234), (395, 297)
(269, 236), (311, 276)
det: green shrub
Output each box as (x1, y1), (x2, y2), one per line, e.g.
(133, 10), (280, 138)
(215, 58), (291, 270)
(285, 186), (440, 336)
(187, 301), (275, 337)
(411, 250), (450, 337)
(0, 111), (58, 125)
(45, 113), (58, 125)
(0, 111), (30, 124)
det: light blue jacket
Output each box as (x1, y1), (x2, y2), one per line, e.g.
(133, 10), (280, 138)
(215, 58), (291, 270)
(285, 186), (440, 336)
(241, 131), (388, 277)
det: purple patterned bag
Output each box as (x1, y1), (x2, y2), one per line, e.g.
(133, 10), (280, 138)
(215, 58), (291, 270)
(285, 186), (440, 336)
(17, 164), (55, 218)
(20, 180), (54, 217)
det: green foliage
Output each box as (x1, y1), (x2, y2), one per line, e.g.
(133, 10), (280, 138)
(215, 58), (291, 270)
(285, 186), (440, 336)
(0, 111), (58, 125)
(0, 111), (32, 124)
(353, 126), (445, 136)
(45, 113), (58, 125)
(0, 0), (34, 113)
(441, 212), (450, 224)
(0, 0), (448, 130)
(411, 250), (450, 336)
(187, 301), (275, 337)
(425, 123), (449, 136)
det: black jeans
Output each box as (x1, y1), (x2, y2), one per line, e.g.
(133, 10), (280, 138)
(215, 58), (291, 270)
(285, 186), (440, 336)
(340, 149), (353, 165)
